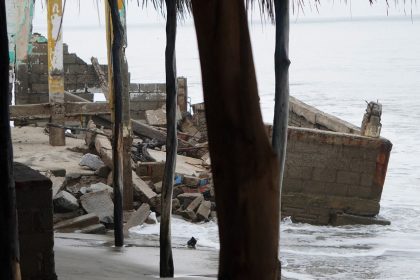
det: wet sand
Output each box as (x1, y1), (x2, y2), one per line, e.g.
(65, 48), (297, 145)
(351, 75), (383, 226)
(54, 233), (218, 280)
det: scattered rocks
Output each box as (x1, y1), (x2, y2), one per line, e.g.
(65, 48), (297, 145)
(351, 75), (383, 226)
(53, 191), (79, 213)
(79, 153), (105, 171)
(86, 182), (113, 194)
(80, 190), (114, 224)
(133, 171), (157, 203)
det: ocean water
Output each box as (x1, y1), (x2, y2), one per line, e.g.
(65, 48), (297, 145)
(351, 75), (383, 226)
(33, 10), (420, 279)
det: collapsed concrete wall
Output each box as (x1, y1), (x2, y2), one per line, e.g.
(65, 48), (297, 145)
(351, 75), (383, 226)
(194, 98), (392, 225)
(281, 127), (392, 225)
(15, 34), (99, 104)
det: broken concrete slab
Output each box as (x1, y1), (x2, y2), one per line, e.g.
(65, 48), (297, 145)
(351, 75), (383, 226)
(79, 153), (105, 171)
(147, 149), (206, 176)
(136, 161), (166, 182)
(145, 212), (157, 224)
(123, 204), (151, 237)
(182, 209), (197, 221)
(183, 175), (209, 187)
(186, 195), (204, 212)
(80, 223), (106, 234)
(54, 213), (100, 232)
(80, 190), (114, 224)
(86, 182), (113, 194)
(196, 201), (211, 221)
(133, 171), (157, 202)
(95, 135), (113, 168)
(53, 191), (79, 213)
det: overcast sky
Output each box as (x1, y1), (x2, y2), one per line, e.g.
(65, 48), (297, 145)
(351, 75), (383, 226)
(32, 0), (420, 29)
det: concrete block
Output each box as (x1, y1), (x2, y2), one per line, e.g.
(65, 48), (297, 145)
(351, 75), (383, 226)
(80, 190), (114, 223)
(54, 213), (100, 232)
(133, 171), (157, 202)
(186, 195), (204, 212)
(53, 191), (79, 213)
(136, 161), (166, 182)
(124, 203), (151, 236)
(79, 153), (106, 171)
(196, 201), (211, 220)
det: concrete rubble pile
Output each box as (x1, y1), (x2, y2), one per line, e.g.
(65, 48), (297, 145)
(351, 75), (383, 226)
(48, 117), (215, 235)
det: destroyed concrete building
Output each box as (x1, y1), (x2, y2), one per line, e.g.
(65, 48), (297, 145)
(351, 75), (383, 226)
(13, 34), (393, 228)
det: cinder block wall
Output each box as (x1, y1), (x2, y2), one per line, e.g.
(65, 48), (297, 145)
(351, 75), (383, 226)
(15, 35), (102, 105)
(281, 127), (392, 225)
(14, 163), (56, 280)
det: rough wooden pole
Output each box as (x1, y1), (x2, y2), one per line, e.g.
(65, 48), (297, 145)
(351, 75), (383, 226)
(191, 0), (280, 279)
(119, 0), (133, 212)
(47, 0), (65, 146)
(160, 0), (177, 277)
(0, 1), (21, 279)
(107, 0), (125, 247)
(106, 0), (133, 211)
(272, 0), (290, 274)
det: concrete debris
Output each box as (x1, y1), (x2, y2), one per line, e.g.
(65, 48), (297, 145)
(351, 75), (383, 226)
(80, 190), (114, 224)
(86, 182), (113, 194)
(48, 168), (66, 177)
(54, 213), (100, 232)
(186, 195), (204, 213)
(80, 223), (106, 234)
(123, 204), (151, 236)
(95, 135), (113, 168)
(79, 153), (105, 171)
(95, 165), (111, 178)
(53, 191), (79, 213)
(145, 212), (158, 224)
(196, 200), (212, 221)
(133, 171), (157, 203)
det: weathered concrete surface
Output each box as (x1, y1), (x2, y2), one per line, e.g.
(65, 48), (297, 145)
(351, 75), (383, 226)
(280, 127), (392, 225)
(54, 213), (100, 232)
(80, 190), (114, 224)
(79, 153), (105, 171)
(123, 204), (151, 236)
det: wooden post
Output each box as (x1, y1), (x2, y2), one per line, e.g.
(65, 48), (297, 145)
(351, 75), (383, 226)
(272, 0), (290, 275)
(47, 0), (65, 146)
(160, 0), (177, 277)
(107, 0), (125, 247)
(0, 1), (21, 279)
(106, 0), (133, 211)
(191, 0), (280, 278)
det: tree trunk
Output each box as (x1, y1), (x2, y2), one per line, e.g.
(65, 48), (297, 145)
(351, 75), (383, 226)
(160, 0), (177, 277)
(107, 0), (124, 247)
(0, 1), (21, 279)
(191, 0), (280, 279)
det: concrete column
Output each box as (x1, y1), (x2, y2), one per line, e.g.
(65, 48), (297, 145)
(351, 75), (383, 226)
(47, 0), (65, 146)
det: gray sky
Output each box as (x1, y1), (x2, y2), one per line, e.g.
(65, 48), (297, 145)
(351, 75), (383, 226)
(32, 0), (419, 29)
